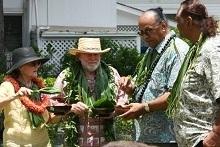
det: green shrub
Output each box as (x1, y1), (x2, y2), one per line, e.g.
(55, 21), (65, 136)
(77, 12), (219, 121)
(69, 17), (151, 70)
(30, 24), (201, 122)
(114, 117), (134, 140)
(43, 77), (57, 87)
(101, 40), (143, 76)
(43, 77), (61, 147)
(32, 44), (56, 78)
(0, 74), (4, 83)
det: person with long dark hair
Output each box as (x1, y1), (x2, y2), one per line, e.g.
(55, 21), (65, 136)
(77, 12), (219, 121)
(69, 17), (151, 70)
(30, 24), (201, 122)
(166, 0), (220, 146)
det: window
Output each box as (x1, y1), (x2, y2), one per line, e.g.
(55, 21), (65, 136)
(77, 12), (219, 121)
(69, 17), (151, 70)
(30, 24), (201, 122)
(4, 16), (22, 52)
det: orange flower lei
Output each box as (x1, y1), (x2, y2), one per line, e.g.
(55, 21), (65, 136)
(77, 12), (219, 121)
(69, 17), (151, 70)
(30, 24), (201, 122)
(4, 76), (50, 114)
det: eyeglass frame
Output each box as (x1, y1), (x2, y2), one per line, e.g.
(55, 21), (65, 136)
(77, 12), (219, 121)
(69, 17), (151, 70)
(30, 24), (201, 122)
(138, 21), (162, 36)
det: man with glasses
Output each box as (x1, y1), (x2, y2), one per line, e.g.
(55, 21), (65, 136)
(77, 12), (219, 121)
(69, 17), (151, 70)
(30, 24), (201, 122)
(117, 7), (189, 146)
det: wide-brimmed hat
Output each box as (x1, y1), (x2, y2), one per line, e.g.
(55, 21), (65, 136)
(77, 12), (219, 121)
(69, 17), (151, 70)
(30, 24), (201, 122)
(6, 47), (50, 74)
(69, 38), (111, 55)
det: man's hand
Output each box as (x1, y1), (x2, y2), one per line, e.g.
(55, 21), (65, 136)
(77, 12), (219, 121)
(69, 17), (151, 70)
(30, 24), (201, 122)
(119, 103), (145, 120)
(117, 77), (135, 95)
(203, 113), (220, 147)
(70, 102), (89, 115)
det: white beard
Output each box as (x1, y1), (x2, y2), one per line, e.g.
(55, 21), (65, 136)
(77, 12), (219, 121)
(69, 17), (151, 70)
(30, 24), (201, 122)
(81, 60), (100, 73)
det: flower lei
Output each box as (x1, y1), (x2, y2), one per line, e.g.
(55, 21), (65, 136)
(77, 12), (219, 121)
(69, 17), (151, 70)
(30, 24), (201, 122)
(4, 76), (49, 114)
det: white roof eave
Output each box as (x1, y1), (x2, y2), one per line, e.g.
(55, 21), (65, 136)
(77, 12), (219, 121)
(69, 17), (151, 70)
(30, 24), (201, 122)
(117, 3), (143, 16)
(117, 3), (177, 28)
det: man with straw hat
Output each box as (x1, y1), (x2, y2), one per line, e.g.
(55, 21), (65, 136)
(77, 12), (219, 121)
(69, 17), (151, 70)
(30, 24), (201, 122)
(52, 38), (127, 147)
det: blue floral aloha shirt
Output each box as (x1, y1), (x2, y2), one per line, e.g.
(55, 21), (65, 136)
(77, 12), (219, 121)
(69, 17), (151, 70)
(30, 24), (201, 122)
(134, 30), (189, 143)
(173, 34), (220, 147)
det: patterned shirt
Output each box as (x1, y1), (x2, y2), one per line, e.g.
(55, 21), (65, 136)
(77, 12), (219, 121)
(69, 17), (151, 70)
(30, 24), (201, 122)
(134, 30), (189, 143)
(173, 34), (220, 147)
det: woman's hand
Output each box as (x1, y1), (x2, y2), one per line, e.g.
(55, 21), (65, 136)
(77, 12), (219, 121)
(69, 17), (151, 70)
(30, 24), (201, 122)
(15, 87), (33, 97)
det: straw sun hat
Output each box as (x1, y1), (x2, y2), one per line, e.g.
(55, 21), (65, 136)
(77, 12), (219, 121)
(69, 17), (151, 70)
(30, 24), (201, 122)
(69, 38), (111, 55)
(6, 47), (49, 74)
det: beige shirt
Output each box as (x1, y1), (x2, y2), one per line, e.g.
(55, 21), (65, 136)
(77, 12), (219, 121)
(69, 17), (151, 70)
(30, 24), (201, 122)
(0, 81), (51, 147)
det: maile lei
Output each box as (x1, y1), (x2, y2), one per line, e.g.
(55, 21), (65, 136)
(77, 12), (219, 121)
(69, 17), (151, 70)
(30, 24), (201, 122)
(132, 33), (176, 102)
(4, 76), (50, 128)
(62, 61), (116, 147)
(166, 34), (206, 118)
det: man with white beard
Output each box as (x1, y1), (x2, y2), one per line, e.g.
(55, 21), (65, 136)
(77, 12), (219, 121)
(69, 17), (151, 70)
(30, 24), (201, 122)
(52, 38), (127, 147)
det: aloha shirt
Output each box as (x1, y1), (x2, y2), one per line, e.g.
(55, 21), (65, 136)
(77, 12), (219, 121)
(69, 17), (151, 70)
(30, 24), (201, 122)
(134, 30), (189, 143)
(173, 34), (220, 147)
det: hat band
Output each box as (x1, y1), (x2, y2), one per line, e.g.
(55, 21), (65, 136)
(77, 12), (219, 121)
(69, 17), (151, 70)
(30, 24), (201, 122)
(79, 48), (101, 51)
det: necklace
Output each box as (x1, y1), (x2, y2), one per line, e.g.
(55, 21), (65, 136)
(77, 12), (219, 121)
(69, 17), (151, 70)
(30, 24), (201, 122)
(166, 34), (206, 118)
(4, 76), (49, 114)
(133, 34), (176, 103)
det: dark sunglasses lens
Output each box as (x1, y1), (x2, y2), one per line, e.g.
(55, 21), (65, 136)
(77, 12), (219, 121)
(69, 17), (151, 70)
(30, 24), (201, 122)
(29, 61), (40, 66)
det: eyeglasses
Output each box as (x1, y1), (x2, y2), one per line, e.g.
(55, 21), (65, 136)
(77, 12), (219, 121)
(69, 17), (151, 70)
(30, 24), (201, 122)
(26, 61), (41, 67)
(138, 21), (162, 36)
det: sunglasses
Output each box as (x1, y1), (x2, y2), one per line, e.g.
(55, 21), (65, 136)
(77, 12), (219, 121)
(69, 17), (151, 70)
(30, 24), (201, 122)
(26, 61), (41, 67)
(138, 21), (162, 36)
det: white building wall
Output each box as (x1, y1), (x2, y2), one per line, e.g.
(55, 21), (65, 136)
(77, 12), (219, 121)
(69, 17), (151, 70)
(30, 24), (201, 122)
(117, 10), (140, 25)
(4, 0), (219, 29)
(30, 0), (117, 31)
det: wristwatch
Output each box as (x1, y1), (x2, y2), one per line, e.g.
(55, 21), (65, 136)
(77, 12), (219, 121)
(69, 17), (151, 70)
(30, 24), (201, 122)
(143, 102), (150, 112)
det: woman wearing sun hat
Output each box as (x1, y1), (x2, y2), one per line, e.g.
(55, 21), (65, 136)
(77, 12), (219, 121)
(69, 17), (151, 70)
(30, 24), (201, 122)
(0, 47), (60, 146)
(52, 38), (128, 147)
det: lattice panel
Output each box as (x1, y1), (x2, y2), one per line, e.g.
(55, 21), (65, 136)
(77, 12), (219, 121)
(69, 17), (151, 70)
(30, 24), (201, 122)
(117, 26), (148, 48)
(117, 25), (139, 32)
(110, 39), (137, 48)
(117, 25), (151, 49)
(40, 39), (77, 74)
(39, 37), (138, 75)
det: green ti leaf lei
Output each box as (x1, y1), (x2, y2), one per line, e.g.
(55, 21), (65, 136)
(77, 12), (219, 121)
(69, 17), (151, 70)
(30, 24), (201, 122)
(22, 83), (45, 129)
(61, 61), (116, 147)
